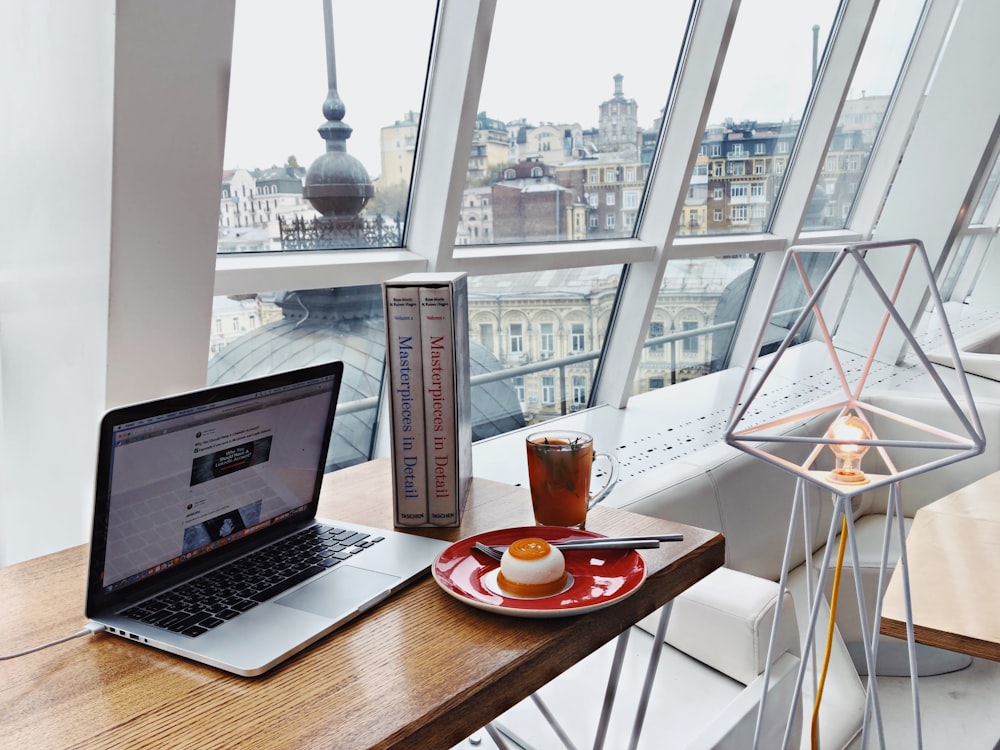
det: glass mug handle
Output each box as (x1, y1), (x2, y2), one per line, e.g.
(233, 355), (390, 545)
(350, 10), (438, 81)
(587, 452), (620, 510)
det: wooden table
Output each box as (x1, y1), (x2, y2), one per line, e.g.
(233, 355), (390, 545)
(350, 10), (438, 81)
(0, 458), (724, 749)
(881, 470), (1000, 661)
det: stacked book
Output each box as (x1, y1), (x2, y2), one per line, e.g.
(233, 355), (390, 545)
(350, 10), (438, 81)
(382, 272), (472, 527)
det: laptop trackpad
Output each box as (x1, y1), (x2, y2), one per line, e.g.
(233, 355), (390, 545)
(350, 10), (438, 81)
(275, 566), (400, 620)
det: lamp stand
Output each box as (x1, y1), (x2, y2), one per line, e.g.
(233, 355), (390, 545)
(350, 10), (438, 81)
(753, 477), (922, 749)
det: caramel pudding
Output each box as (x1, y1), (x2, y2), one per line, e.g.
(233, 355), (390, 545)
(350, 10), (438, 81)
(496, 537), (568, 597)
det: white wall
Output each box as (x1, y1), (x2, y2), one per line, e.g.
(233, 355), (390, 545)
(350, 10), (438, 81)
(0, 1), (116, 565)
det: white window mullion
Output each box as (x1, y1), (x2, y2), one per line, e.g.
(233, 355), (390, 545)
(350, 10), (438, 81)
(213, 249), (427, 297)
(405, 0), (495, 271)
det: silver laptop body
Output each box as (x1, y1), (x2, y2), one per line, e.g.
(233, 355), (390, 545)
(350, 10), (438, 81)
(85, 362), (448, 676)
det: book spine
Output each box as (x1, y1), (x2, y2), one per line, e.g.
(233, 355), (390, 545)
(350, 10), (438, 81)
(419, 285), (459, 526)
(384, 285), (428, 526)
(450, 274), (473, 522)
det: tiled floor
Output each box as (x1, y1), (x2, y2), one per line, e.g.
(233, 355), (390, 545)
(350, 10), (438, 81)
(454, 626), (1000, 750)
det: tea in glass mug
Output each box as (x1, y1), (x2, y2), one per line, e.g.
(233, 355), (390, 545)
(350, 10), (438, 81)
(525, 430), (619, 529)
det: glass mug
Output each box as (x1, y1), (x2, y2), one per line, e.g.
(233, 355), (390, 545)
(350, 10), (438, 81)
(525, 430), (620, 529)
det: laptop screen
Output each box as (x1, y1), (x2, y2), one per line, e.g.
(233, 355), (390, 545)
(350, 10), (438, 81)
(87, 363), (342, 605)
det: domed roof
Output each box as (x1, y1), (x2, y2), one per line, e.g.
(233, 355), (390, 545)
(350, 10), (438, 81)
(208, 287), (525, 472)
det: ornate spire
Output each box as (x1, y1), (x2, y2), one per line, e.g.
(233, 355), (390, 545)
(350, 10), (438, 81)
(303, 0), (374, 219)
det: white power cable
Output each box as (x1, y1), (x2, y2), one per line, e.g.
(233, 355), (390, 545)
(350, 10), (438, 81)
(0, 622), (105, 660)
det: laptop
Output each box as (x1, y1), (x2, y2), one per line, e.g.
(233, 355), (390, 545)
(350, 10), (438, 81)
(85, 361), (449, 677)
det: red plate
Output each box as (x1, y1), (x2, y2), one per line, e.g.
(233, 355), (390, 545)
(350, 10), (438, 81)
(431, 526), (646, 618)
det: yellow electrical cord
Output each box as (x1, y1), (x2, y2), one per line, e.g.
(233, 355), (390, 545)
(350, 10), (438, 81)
(811, 514), (848, 749)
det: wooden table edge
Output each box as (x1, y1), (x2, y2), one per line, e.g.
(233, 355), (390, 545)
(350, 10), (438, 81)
(880, 616), (1000, 663)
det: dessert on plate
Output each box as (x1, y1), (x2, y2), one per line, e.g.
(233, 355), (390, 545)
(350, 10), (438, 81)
(496, 537), (568, 597)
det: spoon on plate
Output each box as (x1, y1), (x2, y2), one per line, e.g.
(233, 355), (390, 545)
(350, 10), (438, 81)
(472, 535), (678, 562)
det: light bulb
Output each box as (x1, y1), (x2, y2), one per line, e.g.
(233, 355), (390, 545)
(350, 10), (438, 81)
(827, 414), (872, 484)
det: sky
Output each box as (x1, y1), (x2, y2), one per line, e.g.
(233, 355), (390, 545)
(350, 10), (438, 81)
(223, 0), (921, 179)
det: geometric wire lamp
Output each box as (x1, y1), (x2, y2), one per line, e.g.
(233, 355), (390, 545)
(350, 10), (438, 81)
(724, 239), (985, 749)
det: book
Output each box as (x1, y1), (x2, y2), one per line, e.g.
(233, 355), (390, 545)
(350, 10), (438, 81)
(416, 274), (472, 526)
(382, 282), (428, 526)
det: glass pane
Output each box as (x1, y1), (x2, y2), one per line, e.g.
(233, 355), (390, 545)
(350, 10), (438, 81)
(971, 148), (1000, 224)
(219, 0), (436, 253)
(681, 0), (840, 236)
(468, 267), (621, 425)
(458, 1), (690, 246)
(631, 256), (759, 394)
(206, 270), (611, 464)
(804, 0), (927, 231)
(939, 234), (975, 302)
(208, 287), (386, 471)
(764, 251), (837, 352)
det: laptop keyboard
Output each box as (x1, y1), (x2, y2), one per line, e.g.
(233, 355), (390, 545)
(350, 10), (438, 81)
(121, 524), (384, 637)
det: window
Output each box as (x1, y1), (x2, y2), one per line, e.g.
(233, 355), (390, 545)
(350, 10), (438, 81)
(10, 0), (1000, 580)
(731, 205), (748, 223)
(713, 187), (724, 200)
(220, 1), (436, 254)
(804, 0), (925, 231)
(513, 376), (525, 404)
(606, 214), (616, 229)
(682, 321), (699, 353)
(571, 322), (586, 352)
(648, 320), (664, 353)
(606, 192), (616, 206)
(572, 376), (587, 406)
(541, 376), (556, 405)
(649, 377), (665, 390)
(480, 323), (494, 353)
(684, 0), (845, 237)
(539, 322), (554, 356)
(623, 190), (639, 209)
(731, 184), (747, 200)
(509, 322), (524, 354)
(588, 193), (599, 208)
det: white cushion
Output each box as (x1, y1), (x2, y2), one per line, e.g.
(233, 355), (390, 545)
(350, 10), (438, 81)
(638, 567), (799, 687)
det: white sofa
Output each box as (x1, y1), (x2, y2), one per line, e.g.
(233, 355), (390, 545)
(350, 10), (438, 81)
(611, 389), (1000, 749)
